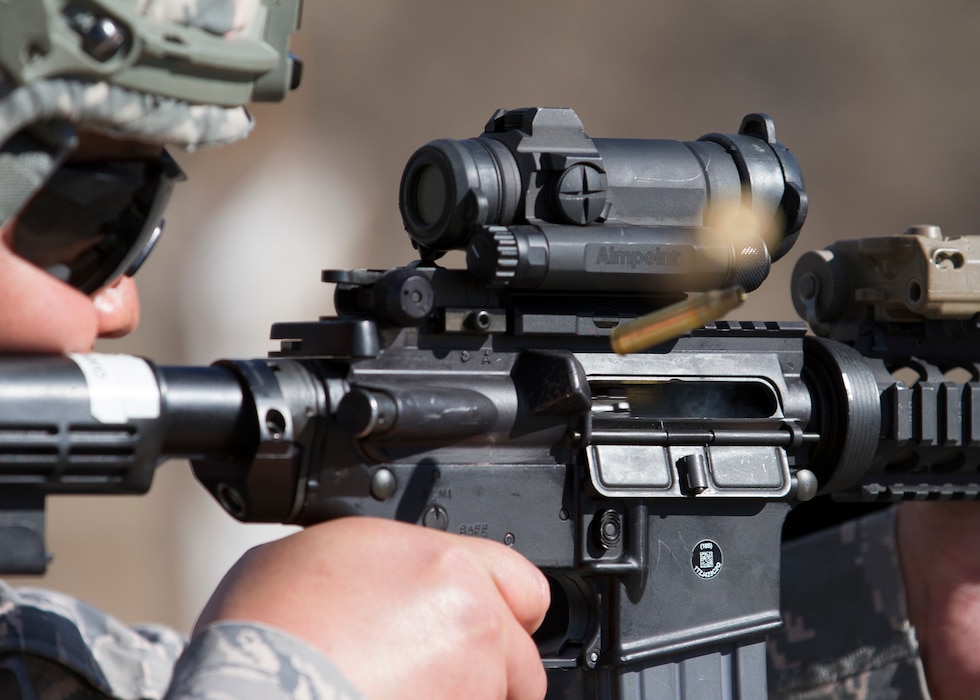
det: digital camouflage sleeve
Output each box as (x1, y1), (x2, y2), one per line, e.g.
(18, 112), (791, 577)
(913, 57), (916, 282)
(0, 583), (363, 700)
(767, 507), (932, 699)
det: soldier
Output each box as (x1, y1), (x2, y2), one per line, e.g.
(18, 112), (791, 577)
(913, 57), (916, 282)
(3, 4), (980, 700)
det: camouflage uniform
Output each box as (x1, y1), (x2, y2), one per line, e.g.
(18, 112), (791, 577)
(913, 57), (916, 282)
(0, 582), (363, 699)
(767, 507), (932, 699)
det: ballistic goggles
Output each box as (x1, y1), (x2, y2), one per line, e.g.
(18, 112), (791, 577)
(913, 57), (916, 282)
(10, 149), (184, 295)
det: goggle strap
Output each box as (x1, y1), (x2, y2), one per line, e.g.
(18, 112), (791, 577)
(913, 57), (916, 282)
(0, 124), (76, 226)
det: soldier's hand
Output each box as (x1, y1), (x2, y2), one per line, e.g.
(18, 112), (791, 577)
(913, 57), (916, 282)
(898, 502), (980, 700)
(194, 517), (550, 700)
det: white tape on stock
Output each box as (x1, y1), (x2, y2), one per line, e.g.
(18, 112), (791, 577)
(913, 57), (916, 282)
(68, 353), (161, 423)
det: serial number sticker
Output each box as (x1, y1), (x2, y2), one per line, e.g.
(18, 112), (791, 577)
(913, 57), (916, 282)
(69, 353), (161, 423)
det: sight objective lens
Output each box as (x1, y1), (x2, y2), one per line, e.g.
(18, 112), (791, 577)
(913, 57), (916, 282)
(400, 137), (522, 254)
(414, 164), (448, 226)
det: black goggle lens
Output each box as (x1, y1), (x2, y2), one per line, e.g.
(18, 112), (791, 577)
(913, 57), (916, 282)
(12, 151), (184, 295)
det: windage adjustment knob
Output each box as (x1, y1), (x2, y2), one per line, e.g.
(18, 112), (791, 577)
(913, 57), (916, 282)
(554, 163), (607, 225)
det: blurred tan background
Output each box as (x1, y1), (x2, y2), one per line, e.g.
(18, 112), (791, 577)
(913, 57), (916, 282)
(16, 0), (980, 633)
